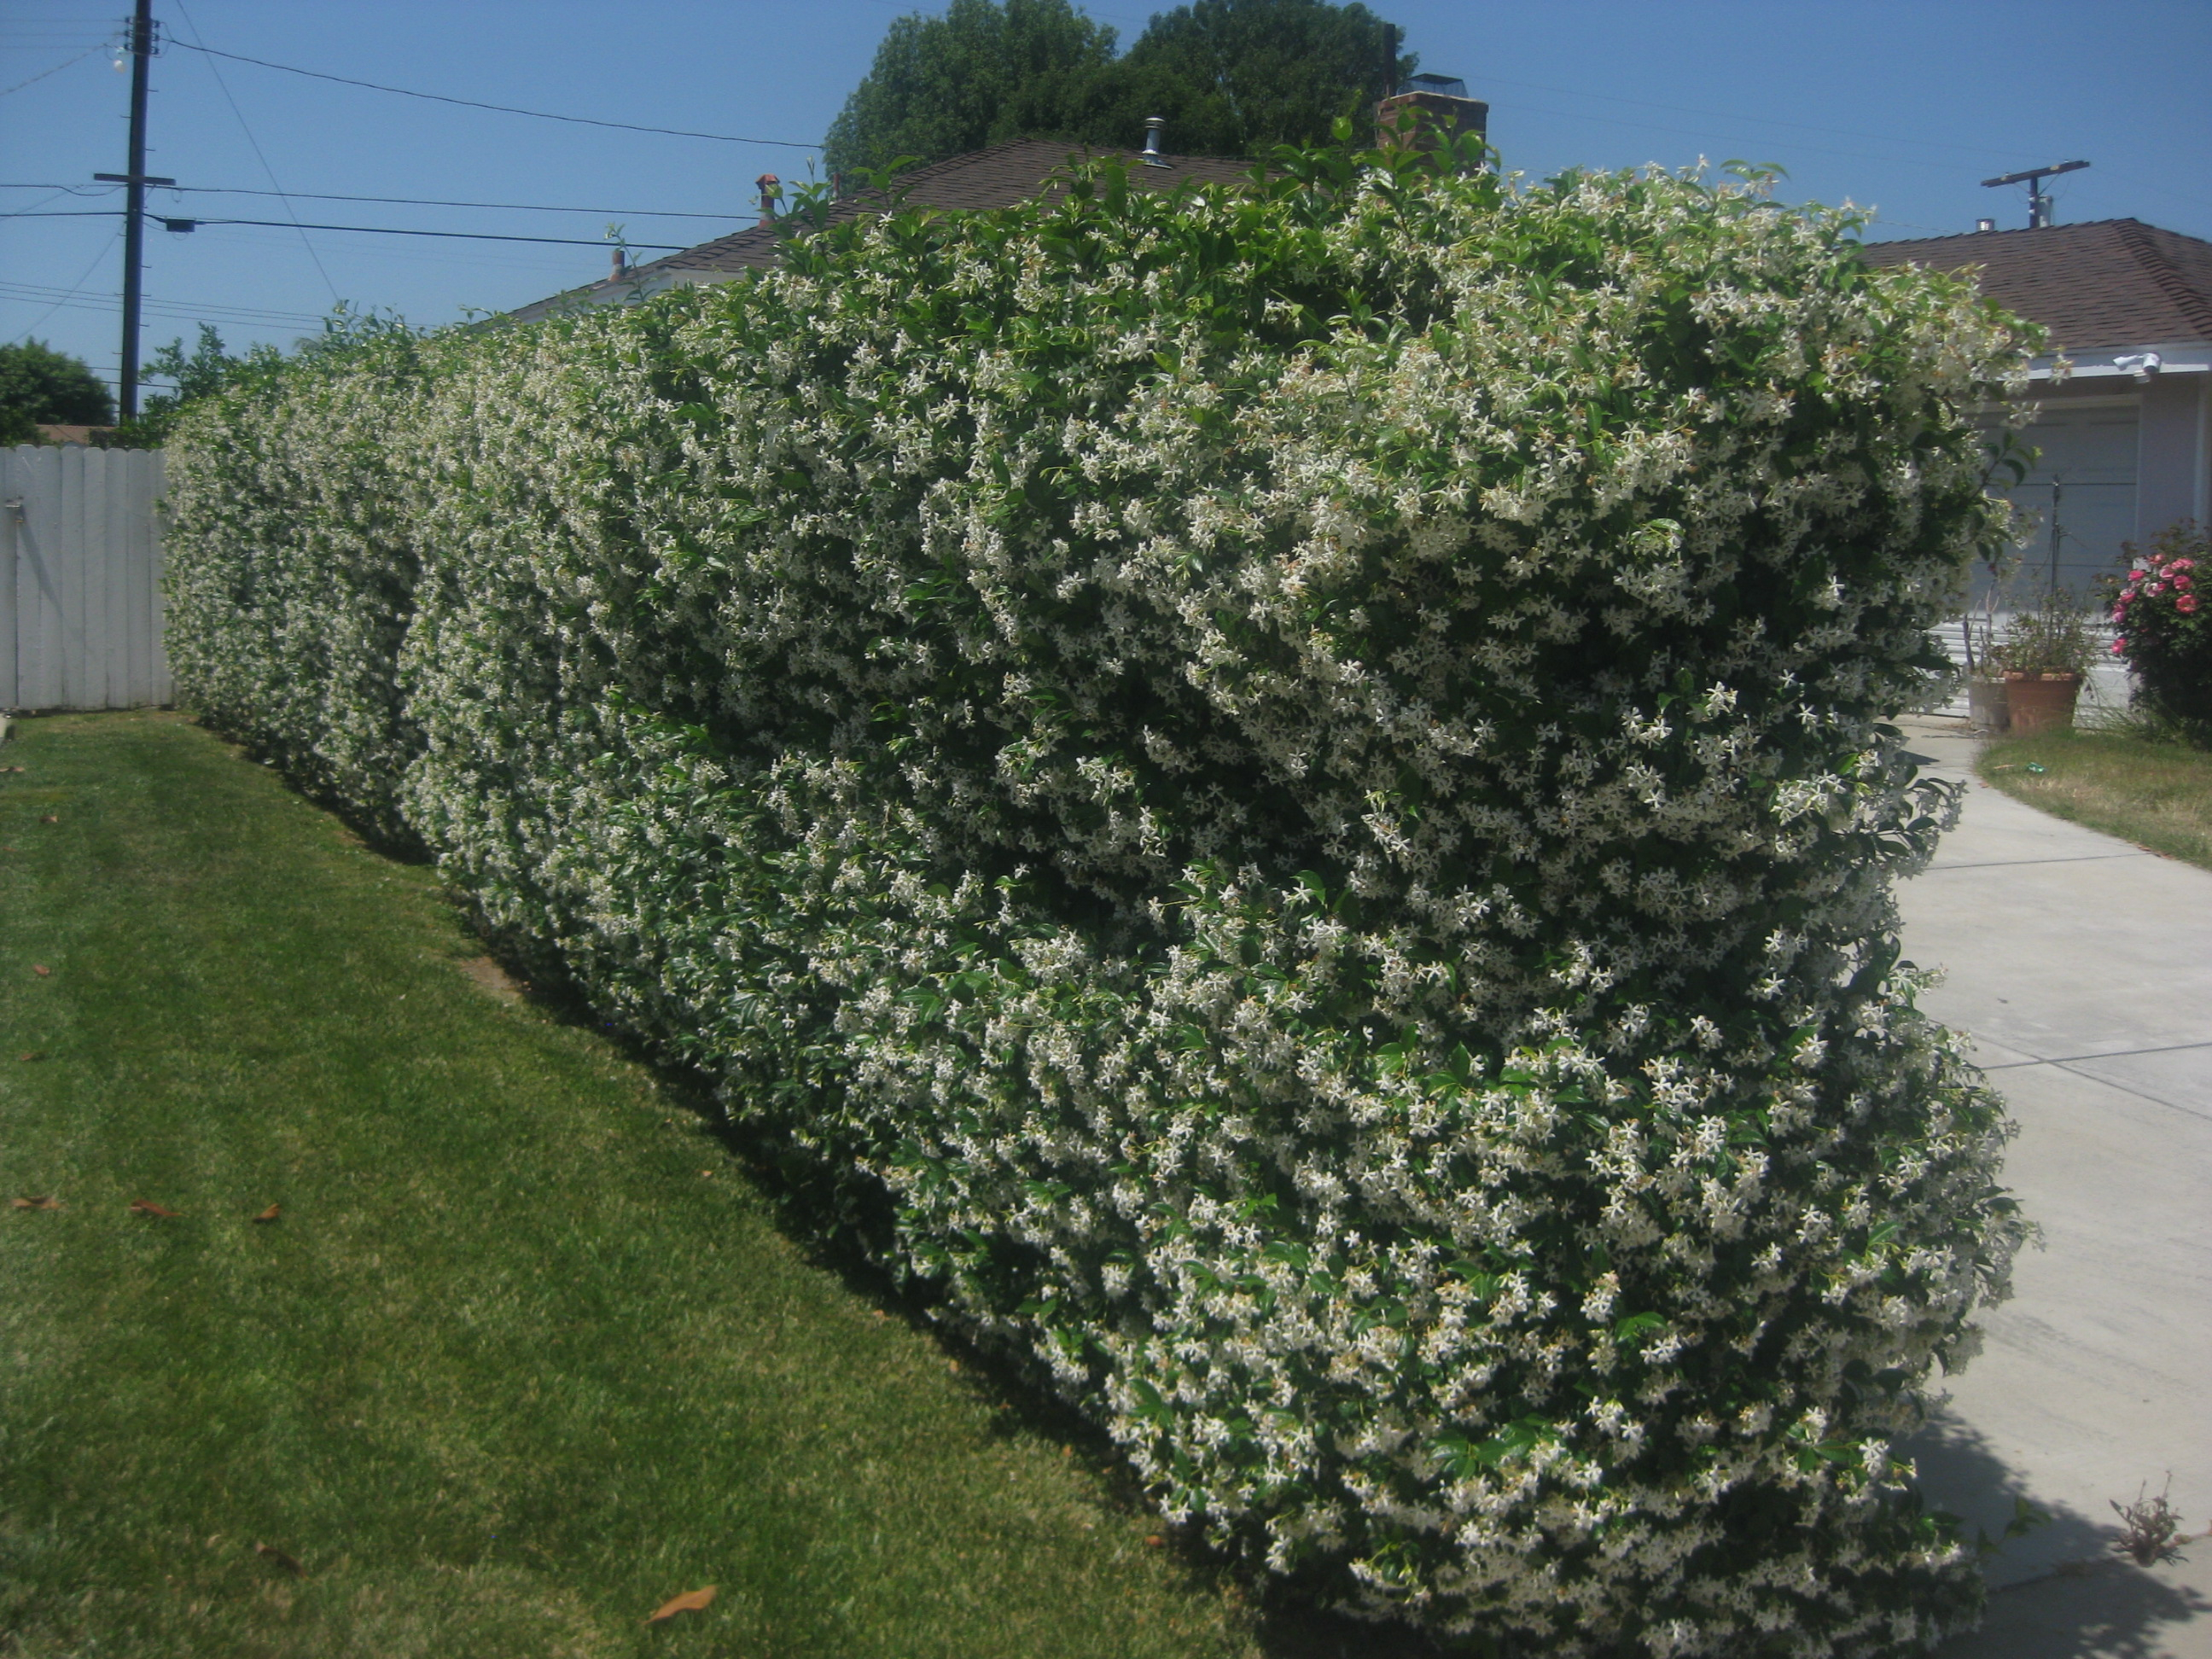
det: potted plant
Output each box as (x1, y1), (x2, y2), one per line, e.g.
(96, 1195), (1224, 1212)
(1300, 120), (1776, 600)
(1992, 589), (2098, 733)
(1960, 594), (2009, 733)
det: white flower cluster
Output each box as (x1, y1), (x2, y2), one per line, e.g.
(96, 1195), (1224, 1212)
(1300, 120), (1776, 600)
(164, 156), (2036, 1653)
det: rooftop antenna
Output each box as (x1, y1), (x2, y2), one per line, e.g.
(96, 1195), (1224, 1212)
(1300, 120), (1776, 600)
(1981, 160), (2088, 230)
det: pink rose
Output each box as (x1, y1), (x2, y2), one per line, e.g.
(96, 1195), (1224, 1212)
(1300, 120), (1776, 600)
(2150, 582), (2167, 596)
(2172, 559), (2196, 572)
(2180, 594), (2201, 614)
(2112, 638), (2128, 653)
(2174, 574), (2193, 591)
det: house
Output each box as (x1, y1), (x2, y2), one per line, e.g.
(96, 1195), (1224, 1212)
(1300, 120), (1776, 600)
(504, 137), (1261, 325)
(504, 88), (1488, 326)
(1858, 219), (2212, 597)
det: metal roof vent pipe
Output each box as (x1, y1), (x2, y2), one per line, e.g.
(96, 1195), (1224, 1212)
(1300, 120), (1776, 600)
(609, 246), (628, 282)
(756, 172), (782, 227)
(1140, 116), (1172, 168)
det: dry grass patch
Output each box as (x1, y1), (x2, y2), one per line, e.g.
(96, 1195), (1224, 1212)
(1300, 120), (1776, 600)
(1978, 727), (2212, 870)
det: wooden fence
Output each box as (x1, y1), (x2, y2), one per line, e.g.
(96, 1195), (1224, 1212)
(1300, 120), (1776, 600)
(1, 444), (170, 711)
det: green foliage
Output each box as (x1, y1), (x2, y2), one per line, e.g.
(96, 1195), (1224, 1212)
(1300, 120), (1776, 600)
(0, 338), (114, 428)
(0, 712), (1254, 1659)
(100, 323), (247, 449)
(823, 0), (1121, 174)
(1992, 588), (2100, 679)
(822, 0), (1412, 173)
(1100, 0), (1412, 159)
(164, 141), (2037, 1652)
(2110, 521), (2211, 738)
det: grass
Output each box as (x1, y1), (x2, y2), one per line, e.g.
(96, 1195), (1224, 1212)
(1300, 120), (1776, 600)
(0, 710), (1307, 1659)
(1977, 724), (2212, 872)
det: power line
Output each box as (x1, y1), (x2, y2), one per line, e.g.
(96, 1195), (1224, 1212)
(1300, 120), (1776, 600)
(0, 182), (746, 221)
(0, 278), (326, 326)
(2, 210), (690, 249)
(166, 38), (818, 149)
(9, 225), (121, 344)
(178, 184), (747, 220)
(0, 41), (107, 95)
(169, 0), (341, 305)
(1475, 72), (2040, 161)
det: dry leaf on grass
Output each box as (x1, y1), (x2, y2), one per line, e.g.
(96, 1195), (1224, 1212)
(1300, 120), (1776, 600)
(18, 1051), (45, 1062)
(128, 1199), (180, 1219)
(253, 1543), (304, 1576)
(32, 964), (50, 977)
(645, 1586), (717, 1623)
(12, 1196), (62, 1210)
(251, 1202), (282, 1223)
(38, 815), (56, 824)
(1144, 1534), (1166, 1548)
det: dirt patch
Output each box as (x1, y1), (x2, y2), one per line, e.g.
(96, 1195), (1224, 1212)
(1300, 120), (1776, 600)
(454, 957), (524, 1004)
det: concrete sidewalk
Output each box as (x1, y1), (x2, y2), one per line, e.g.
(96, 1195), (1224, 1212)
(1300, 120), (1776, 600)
(1890, 716), (2212, 1658)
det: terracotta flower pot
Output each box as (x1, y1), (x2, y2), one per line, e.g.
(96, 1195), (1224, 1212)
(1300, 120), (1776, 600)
(1966, 678), (2009, 734)
(2002, 672), (2080, 735)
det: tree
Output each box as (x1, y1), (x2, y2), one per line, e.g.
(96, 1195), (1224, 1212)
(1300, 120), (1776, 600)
(822, 0), (1414, 173)
(0, 340), (115, 432)
(103, 324), (244, 449)
(823, 0), (1120, 176)
(1094, 0), (1413, 160)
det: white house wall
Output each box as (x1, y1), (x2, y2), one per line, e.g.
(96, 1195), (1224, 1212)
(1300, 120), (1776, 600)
(2134, 371), (2209, 541)
(1988, 395), (2140, 601)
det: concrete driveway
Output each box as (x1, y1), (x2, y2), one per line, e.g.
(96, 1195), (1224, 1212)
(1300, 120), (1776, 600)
(1892, 716), (2212, 1658)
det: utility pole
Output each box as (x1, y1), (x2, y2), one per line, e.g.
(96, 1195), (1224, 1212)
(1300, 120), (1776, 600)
(103, 0), (166, 420)
(1981, 160), (2089, 231)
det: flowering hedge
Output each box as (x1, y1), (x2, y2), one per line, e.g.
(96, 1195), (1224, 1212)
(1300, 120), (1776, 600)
(165, 148), (2034, 1655)
(2110, 521), (2210, 735)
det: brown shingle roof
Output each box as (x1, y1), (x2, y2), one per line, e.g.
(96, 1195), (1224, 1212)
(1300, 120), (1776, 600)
(1855, 218), (2212, 352)
(634, 137), (1260, 283)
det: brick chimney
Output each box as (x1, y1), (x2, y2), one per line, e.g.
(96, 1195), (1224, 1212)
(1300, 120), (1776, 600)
(756, 172), (781, 228)
(609, 246), (628, 282)
(1377, 73), (1487, 160)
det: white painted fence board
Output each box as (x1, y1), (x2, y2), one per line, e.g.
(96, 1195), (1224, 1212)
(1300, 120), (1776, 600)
(3, 445), (169, 711)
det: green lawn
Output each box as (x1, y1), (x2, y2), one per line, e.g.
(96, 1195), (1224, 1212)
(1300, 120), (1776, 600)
(0, 711), (1284, 1659)
(1978, 726), (2212, 873)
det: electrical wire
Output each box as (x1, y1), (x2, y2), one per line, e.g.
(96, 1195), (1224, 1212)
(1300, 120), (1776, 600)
(0, 187), (83, 221)
(0, 278), (326, 326)
(193, 218), (690, 249)
(0, 211), (691, 250)
(0, 40), (106, 96)
(166, 39), (818, 149)
(1, 182), (745, 221)
(178, 185), (746, 220)
(169, 0), (342, 306)
(9, 224), (123, 344)
(1474, 73), (2048, 162)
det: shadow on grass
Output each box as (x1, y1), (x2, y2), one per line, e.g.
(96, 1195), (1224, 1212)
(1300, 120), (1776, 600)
(445, 910), (1453, 1657)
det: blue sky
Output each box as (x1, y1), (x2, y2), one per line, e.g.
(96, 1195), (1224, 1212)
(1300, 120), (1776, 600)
(5, 0), (2209, 405)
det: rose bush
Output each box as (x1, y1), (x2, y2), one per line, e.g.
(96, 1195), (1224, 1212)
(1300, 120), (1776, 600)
(163, 142), (2034, 1654)
(2110, 521), (2211, 736)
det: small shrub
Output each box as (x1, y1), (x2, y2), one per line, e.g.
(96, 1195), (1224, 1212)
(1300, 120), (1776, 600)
(164, 143), (2034, 1654)
(2110, 522), (2212, 739)
(1992, 589), (2099, 679)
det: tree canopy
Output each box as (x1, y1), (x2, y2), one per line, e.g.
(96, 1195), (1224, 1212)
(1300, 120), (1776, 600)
(823, 0), (1120, 177)
(0, 340), (114, 438)
(822, 0), (1414, 175)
